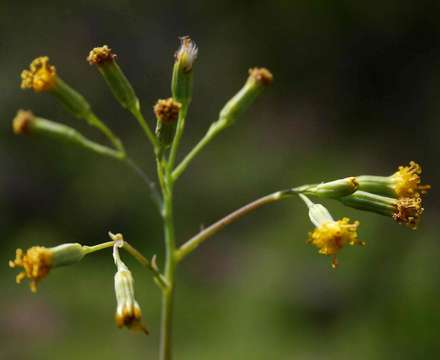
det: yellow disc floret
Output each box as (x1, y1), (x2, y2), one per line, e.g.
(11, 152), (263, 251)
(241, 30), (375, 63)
(9, 246), (53, 292)
(21, 56), (57, 92)
(391, 161), (430, 198)
(308, 218), (362, 267)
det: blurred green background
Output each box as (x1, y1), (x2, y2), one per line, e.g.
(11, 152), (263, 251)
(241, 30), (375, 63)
(1, 0), (439, 359)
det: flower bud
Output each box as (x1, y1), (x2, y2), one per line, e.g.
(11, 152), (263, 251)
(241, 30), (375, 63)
(154, 98), (181, 148)
(339, 191), (424, 229)
(171, 36), (198, 106)
(113, 244), (148, 334)
(357, 162), (430, 198)
(87, 45), (140, 114)
(11, 110), (122, 159)
(218, 67), (273, 128)
(9, 243), (88, 292)
(298, 177), (359, 199)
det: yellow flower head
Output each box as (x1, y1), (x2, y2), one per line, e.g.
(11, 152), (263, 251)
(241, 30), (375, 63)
(21, 56), (57, 92)
(309, 218), (362, 268)
(393, 195), (424, 229)
(9, 246), (53, 293)
(391, 161), (430, 198)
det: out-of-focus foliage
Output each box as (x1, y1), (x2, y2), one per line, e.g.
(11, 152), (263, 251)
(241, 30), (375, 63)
(0, 0), (438, 359)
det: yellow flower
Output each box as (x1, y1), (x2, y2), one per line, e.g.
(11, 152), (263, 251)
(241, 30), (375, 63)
(392, 195), (424, 230)
(9, 243), (87, 292)
(9, 247), (53, 293)
(21, 56), (57, 92)
(390, 161), (430, 198)
(308, 218), (362, 268)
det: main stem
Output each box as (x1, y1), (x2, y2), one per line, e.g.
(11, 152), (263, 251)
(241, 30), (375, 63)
(159, 175), (176, 360)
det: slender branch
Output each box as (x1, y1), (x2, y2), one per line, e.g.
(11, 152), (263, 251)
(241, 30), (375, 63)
(83, 241), (115, 254)
(172, 121), (223, 181)
(175, 189), (296, 262)
(108, 232), (169, 290)
(84, 112), (125, 153)
(131, 108), (160, 150)
(123, 157), (163, 211)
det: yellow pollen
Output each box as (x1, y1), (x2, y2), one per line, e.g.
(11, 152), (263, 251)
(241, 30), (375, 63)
(20, 56), (57, 92)
(393, 195), (424, 229)
(9, 246), (53, 292)
(308, 218), (363, 267)
(391, 161), (430, 198)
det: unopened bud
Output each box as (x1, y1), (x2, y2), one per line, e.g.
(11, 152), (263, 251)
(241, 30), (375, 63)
(298, 177), (359, 199)
(154, 98), (181, 148)
(87, 45), (140, 114)
(11, 111), (121, 159)
(12, 110), (35, 134)
(171, 36), (198, 106)
(218, 67), (273, 127)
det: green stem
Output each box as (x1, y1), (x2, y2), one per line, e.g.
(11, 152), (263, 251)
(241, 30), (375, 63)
(172, 121), (223, 181)
(83, 241), (115, 254)
(123, 157), (162, 211)
(167, 104), (188, 172)
(84, 113), (125, 153)
(131, 108), (160, 150)
(122, 241), (169, 290)
(176, 189), (296, 262)
(160, 178), (177, 360)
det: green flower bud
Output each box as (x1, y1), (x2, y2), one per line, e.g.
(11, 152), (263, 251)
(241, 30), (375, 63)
(218, 67), (273, 127)
(154, 98), (181, 149)
(298, 177), (359, 199)
(171, 36), (198, 106)
(12, 110), (122, 159)
(87, 45), (140, 114)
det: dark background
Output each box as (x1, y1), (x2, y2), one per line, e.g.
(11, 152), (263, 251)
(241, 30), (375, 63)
(1, 1), (439, 359)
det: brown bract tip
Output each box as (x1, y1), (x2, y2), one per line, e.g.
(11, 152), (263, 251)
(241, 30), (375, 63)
(154, 98), (181, 124)
(87, 45), (117, 65)
(13, 110), (35, 135)
(248, 67), (273, 86)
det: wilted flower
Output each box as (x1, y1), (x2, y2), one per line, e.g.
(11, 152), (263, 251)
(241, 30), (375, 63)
(113, 242), (148, 334)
